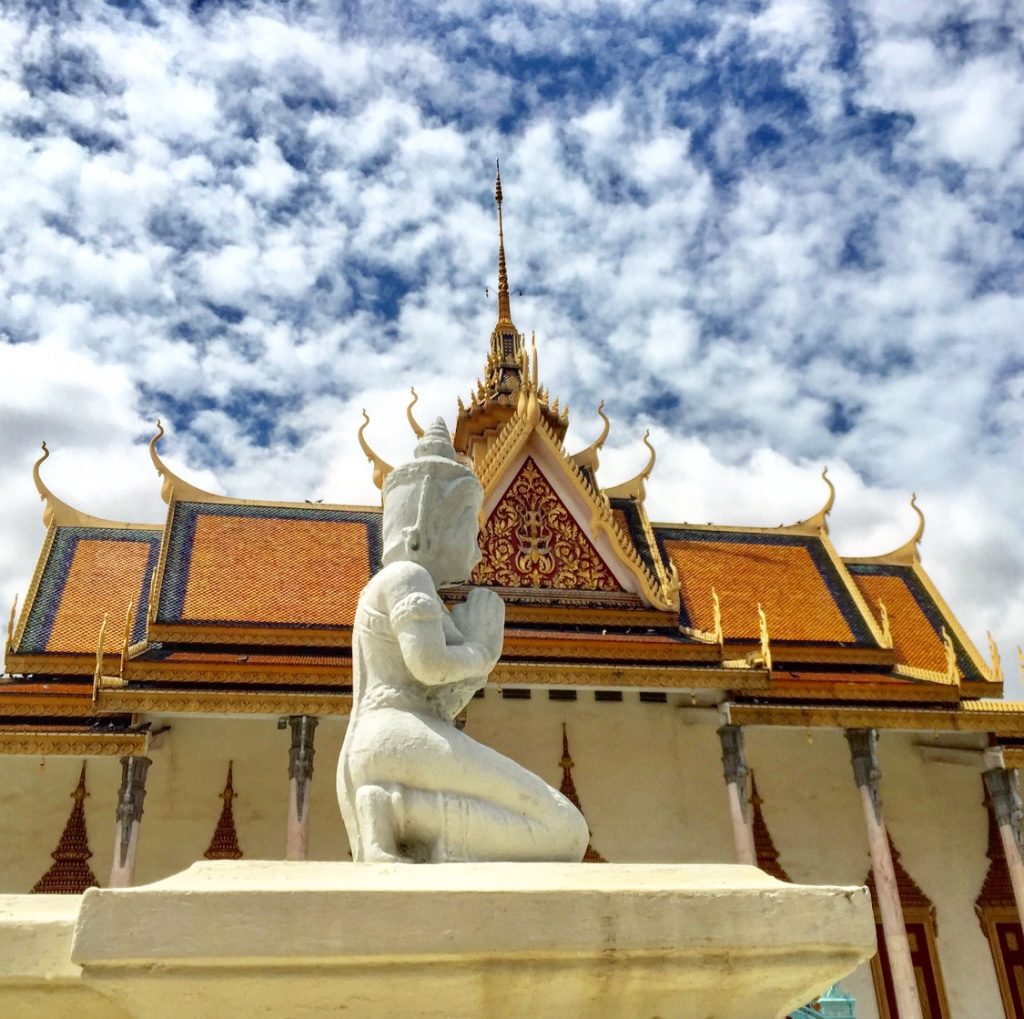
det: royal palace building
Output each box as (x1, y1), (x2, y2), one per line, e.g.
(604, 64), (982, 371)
(3, 174), (1023, 1018)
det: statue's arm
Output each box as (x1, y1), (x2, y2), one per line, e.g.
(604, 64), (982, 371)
(386, 567), (500, 687)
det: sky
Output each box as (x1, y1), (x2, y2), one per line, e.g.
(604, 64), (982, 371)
(1, 0), (1022, 694)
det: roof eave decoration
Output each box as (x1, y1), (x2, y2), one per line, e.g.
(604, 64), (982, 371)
(406, 388), (425, 439)
(845, 493), (925, 567)
(475, 395), (678, 612)
(777, 467), (835, 536)
(601, 429), (656, 502)
(570, 401), (610, 477)
(358, 410), (394, 493)
(32, 443), (148, 530)
(150, 421), (234, 505)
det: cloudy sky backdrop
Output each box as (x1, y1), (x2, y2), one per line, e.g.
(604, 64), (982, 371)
(1, 0), (1022, 692)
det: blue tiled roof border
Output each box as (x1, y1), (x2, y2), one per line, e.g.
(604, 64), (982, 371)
(654, 527), (877, 647)
(156, 502), (383, 629)
(17, 528), (161, 654)
(846, 562), (982, 681)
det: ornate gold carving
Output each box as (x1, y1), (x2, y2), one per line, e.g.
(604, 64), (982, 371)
(5, 593), (16, 655)
(878, 599), (893, 649)
(95, 689), (352, 715)
(941, 625), (961, 683)
(988, 632), (1004, 684)
(757, 603), (772, 672)
(473, 458), (621, 591)
(490, 661), (769, 689)
(0, 731), (148, 756)
(729, 701), (1024, 735)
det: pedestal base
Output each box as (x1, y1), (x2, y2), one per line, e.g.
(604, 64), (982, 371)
(0, 861), (875, 1019)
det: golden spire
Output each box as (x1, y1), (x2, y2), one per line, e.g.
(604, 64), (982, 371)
(495, 160), (512, 326)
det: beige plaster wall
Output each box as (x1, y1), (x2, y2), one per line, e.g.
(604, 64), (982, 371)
(0, 694), (1006, 1016)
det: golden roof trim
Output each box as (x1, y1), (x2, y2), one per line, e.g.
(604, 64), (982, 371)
(491, 661), (769, 690)
(845, 494), (926, 566)
(0, 729), (148, 756)
(406, 388), (425, 438)
(0, 693), (96, 717)
(475, 407), (676, 611)
(120, 662), (351, 685)
(728, 701), (1024, 734)
(569, 401), (610, 476)
(150, 422), (377, 511)
(150, 421), (234, 505)
(777, 466), (835, 535)
(602, 430), (656, 501)
(144, 622), (353, 647)
(95, 687), (352, 716)
(32, 443), (155, 530)
(357, 410), (393, 492)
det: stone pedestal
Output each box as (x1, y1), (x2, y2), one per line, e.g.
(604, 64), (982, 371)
(0, 861), (875, 1019)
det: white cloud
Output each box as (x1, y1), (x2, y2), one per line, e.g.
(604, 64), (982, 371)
(0, 0), (1020, 696)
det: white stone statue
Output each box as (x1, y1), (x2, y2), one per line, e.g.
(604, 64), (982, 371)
(337, 419), (589, 863)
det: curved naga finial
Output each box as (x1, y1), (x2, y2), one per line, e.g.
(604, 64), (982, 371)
(884, 492), (925, 565)
(149, 420), (226, 504)
(571, 401), (611, 476)
(602, 429), (656, 501)
(32, 441), (125, 528)
(406, 388), (425, 439)
(846, 492), (926, 566)
(358, 410), (394, 491)
(789, 466), (836, 534)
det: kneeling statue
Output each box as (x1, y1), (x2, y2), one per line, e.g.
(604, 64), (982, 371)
(337, 419), (589, 863)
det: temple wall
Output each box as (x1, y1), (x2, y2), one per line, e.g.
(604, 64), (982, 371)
(0, 694), (1004, 1015)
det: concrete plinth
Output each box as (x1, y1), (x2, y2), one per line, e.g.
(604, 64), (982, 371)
(0, 861), (875, 1019)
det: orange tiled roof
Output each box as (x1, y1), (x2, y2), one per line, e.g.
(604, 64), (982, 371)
(13, 527), (161, 657)
(846, 563), (983, 680)
(657, 528), (877, 645)
(155, 503), (381, 630)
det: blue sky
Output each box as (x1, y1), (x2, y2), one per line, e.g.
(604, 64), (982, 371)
(1, 0), (1022, 691)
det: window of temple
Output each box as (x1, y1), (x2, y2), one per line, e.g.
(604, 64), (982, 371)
(866, 834), (950, 1019)
(975, 782), (1024, 1018)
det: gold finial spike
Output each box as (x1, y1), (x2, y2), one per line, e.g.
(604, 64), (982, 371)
(120, 599), (134, 677)
(878, 599), (892, 649)
(941, 625), (959, 684)
(531, 332), (539, 390)
(495, 160), (512, 326)
(712, 588), (724, 649)
(6, 593), (18, 653)
(757, 603), (772, 672)
(357, 410), (394, 492)
(92, 613), (109, 702)
(601, 428), (656, 501)
(988, 632), (1003, 683)
(32, 442), (56, 528)
(406, 387), (425, 439)
(1018, 646), (1024, 681)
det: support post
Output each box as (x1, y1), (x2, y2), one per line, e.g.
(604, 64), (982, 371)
(984, 767), (1024, 922)
(286, 716), (318, 861)
(846, 729), (923, 1019)
(718, 724), (756, 867)
(109, 755), (152, 888)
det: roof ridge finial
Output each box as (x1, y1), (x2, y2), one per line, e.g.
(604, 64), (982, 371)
(495, 159), (512, 326)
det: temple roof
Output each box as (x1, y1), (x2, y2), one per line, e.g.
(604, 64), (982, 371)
(2, 174), (1012, 741)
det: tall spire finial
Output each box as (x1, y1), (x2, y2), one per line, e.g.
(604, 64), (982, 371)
(495, 160), (512, 326)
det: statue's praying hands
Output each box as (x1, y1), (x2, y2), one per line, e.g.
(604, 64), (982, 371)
(337, 419), (589, 864)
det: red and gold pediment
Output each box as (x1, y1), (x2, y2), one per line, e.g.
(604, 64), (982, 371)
(473, 457), (622, 592)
